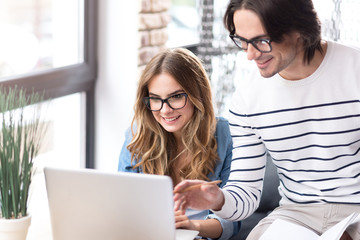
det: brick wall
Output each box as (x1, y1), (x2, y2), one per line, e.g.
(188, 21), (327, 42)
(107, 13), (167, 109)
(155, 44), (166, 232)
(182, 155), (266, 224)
(138, 0), (171, 67)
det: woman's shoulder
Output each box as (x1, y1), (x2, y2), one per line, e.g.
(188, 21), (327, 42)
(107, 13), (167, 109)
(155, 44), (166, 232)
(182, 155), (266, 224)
(215, 116), (231, 141)
(215, 116), (230, 130)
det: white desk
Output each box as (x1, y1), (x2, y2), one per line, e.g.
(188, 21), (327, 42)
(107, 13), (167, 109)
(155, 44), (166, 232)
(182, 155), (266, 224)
(27, 171), (52, 240)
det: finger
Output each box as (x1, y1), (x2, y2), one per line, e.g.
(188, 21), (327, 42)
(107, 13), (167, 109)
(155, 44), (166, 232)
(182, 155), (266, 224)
(175, 215), (187, 222)
(173, 181), (189, 193)
(174, 215), (182, 223)
(181, 208), (186, 215)
(174, 210), (183, 216)
(175, 221), (186, 229)
(180, 200), (188, 212)
(174, 196), (185, 211)
(173, 192), (182, 201)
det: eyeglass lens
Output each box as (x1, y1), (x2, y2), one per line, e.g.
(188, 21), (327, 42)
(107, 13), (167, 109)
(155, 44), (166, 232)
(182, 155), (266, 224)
(231, 36), (271, 53)
(145, 93), (187, 111)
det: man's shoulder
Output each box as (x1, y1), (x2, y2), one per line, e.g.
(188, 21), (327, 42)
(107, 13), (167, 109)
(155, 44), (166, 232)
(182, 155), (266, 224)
(325, 41), (360, 69)
(329, 40), (360, 54)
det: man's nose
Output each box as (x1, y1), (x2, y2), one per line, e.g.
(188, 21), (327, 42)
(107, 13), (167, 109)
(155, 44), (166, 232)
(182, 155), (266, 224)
(246, 44), (262, 61)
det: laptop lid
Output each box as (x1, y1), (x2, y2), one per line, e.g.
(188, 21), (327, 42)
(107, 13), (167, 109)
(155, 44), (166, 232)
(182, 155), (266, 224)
(44, 167), (196, 240)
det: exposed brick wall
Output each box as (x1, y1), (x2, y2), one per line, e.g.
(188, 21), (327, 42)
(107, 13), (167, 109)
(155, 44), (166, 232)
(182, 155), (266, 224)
(138, 0), (171, 67)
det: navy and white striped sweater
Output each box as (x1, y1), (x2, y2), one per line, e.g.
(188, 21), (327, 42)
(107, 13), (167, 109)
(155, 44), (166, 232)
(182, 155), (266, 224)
(215, 40), (360, 221)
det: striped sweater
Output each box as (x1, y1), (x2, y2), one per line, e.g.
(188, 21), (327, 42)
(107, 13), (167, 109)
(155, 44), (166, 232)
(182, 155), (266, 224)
(215, 41), (360, 221)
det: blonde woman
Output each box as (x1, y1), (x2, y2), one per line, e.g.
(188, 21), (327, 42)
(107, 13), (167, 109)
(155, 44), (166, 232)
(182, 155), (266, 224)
(118, 48), (240, 240)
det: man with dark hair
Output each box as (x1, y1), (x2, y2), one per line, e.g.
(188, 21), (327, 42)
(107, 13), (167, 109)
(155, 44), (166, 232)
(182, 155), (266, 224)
(174, 0), (360, 239)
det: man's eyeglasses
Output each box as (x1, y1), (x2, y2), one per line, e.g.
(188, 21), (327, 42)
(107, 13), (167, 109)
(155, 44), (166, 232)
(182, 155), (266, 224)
(143, 93), (188, 111)
(229, 35), (272, 53)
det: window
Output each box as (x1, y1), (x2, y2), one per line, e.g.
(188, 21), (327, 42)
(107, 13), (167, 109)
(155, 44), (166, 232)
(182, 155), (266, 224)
(167, 0), (200, 48)
(0, 0), (96, 168)
(0, 1), (84, 78)
(313, 0), (360, 47)
(0, 1), (96, 239)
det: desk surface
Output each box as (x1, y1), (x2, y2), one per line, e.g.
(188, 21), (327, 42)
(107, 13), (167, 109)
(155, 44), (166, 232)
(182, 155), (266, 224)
(27, 171), (52, 240)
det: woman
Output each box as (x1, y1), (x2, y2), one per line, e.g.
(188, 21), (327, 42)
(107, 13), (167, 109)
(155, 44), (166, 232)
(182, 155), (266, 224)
(118, 48), (240, 240)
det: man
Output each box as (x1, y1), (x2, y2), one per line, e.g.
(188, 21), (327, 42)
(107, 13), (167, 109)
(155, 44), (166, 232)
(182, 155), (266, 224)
(174, 0), (360, 239)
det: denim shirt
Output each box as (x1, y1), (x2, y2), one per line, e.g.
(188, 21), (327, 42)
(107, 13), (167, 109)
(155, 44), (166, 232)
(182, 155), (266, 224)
(118, 117), (241, 240)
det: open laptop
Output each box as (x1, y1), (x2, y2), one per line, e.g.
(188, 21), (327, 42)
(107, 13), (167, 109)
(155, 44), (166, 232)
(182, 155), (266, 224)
(44, 167), (198, 240)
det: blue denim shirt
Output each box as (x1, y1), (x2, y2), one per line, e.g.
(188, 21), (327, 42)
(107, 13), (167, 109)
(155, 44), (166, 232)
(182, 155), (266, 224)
(118, 117), (241, 240)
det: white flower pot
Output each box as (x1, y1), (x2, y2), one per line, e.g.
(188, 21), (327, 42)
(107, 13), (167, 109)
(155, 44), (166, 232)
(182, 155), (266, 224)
(0, 215), (31, 240)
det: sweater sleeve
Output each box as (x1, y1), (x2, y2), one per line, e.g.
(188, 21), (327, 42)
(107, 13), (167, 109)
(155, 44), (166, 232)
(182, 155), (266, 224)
(206, 118), (241, 239)
(214, 90), (267, 221)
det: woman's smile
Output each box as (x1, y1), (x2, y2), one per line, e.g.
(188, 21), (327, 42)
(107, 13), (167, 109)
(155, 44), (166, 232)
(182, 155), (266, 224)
(162, 115), (181, 123)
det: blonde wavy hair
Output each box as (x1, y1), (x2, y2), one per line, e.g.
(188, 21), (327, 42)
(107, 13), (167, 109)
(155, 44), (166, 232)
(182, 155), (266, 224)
(127, 48), (218, 183)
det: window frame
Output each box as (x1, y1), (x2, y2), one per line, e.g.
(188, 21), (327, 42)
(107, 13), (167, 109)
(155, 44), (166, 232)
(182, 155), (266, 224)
(0, 0), (97, 168)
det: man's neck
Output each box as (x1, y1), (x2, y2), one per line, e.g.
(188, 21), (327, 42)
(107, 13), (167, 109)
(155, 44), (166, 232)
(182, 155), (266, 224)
(279, 41), (327, 81)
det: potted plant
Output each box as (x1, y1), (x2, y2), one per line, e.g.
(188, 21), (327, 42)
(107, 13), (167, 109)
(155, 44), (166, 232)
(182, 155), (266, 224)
(0, 86), (47, 240)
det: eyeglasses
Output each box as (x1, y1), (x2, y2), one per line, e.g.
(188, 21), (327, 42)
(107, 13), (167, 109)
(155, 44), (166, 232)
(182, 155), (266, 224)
(229, 34), (272, 53)
(143, 93), (188, 111)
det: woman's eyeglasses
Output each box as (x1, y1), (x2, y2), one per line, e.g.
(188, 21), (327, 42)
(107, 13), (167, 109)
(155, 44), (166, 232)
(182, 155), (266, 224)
(229, 34), (272, 53)
(143, 93), (188, 111)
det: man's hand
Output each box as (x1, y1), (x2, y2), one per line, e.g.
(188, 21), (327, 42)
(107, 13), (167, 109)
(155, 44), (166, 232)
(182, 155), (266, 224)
(173, 179), (225, 212)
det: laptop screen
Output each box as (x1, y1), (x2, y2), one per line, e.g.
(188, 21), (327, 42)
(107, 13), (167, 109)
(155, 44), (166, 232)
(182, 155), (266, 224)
(45, 167), (179, 240)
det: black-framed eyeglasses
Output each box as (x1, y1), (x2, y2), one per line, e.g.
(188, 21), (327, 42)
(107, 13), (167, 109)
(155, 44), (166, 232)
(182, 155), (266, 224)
(229, 34), (272, 53)
(143, 93), (188, 111)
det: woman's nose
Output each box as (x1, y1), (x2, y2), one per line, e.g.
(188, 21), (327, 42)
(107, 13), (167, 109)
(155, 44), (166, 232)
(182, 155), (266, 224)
(160, 102), (173, 113)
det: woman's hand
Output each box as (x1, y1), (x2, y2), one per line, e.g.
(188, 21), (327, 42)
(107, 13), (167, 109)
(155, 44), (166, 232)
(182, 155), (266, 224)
(174, 209), (223, 239)
(175, 210), (200, 231)
(173, 179), (225, 212)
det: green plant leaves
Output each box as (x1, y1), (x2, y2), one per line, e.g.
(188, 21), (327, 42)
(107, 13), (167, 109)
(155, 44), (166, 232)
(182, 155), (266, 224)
(0, 86), (46, 219)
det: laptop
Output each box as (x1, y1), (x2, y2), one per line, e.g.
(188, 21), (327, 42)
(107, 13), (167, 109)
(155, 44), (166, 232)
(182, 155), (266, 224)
(44, 167), (198, 240)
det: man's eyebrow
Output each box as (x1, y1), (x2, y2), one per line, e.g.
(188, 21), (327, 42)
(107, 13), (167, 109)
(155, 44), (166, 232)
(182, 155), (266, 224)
(235, 33), (269, 40)
(253, 34), (269, 39)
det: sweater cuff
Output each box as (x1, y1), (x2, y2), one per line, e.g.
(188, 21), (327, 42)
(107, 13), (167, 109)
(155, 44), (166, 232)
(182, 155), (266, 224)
(211, 189), (235, 219)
